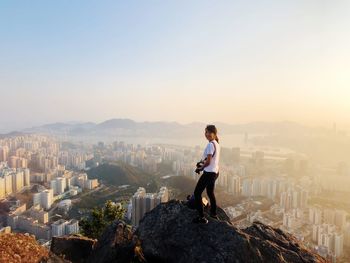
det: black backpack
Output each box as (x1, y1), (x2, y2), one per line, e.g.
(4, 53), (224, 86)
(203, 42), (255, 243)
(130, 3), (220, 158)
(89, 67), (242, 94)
(186, 194), (196, 209)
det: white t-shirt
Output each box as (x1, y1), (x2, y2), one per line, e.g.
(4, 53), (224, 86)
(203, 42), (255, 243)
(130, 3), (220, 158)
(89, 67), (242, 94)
(202, 140), (220, 173)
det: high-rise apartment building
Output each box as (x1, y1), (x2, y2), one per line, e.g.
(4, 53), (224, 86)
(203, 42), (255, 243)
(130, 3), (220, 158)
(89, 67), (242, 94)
(51, 219), (79, 237)
(33, 189), (54, 210)
(0, 177), (5, 199)
(0, 146), (9, 162)
(131, 187), (169, 226)
(227, 175), (240, 195)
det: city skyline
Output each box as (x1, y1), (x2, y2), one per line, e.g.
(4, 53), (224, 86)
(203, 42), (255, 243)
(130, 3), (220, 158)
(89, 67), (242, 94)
(1, 1), (350, 130)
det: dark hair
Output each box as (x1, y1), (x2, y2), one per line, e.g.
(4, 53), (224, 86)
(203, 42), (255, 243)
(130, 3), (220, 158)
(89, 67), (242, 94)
(206, 125), (219, 143)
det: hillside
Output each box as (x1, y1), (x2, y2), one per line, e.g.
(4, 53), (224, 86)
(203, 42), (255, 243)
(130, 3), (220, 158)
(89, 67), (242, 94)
(161, 175), (196, 199)
(87, 162), (154, 187)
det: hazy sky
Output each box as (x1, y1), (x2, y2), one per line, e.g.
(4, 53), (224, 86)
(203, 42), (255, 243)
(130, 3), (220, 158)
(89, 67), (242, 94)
(0, 0), (349, 132)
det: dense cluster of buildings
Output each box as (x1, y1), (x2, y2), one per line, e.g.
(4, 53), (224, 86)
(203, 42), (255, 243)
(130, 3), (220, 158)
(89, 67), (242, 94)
(239, 176), (309, 208)
(221, 174), (349, 262)
(0, 135), (98, 242)
(0, 163), (30, 198)
(308, 207), (349, 259)
(99, 142), (163, 173)
(30, 172), (99, 211)
(227, 174), (349, 263)
(50, 173), (98, 195)
(5, 201), (79, 240)
(0, 135), (92, 174)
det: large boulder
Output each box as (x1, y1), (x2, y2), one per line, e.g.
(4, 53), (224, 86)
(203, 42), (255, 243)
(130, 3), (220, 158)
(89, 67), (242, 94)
(51, 235), (96, 262)
(87, 221), (135, 263)
(135, 200), (327, 263)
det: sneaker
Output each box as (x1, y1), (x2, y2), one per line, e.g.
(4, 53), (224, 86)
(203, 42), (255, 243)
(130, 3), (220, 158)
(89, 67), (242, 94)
(209, 214), (219, 220)
(192, 216), (208, 224)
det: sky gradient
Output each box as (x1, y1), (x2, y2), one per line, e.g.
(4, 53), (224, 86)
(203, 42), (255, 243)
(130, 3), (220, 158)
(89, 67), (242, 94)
(0, 0), (349, 132)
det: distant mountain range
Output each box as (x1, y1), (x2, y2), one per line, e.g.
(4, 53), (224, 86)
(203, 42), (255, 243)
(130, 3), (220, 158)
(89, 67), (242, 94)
(17, 118), (329, 138)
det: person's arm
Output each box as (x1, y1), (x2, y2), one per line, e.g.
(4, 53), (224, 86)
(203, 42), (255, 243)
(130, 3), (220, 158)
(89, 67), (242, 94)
(200, 154), (212, 169)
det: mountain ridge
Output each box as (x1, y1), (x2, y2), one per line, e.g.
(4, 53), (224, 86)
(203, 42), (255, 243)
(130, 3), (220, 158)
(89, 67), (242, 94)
(19, 118), (329, 138)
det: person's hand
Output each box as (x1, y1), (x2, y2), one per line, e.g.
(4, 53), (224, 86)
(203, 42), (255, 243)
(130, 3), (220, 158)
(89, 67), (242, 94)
(195, 166), (203, 174)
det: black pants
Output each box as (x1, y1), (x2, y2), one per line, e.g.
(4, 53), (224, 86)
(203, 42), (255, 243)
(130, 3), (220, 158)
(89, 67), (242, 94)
(194, 171), (218, 217)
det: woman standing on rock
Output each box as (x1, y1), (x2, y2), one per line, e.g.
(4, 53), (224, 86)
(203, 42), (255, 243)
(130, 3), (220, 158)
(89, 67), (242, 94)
(193, 125), (220, 224)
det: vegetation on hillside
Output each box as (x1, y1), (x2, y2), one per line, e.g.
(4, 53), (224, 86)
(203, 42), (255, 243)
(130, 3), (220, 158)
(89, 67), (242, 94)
(80, 200), (126, 239)
(87, 162), (153, 187)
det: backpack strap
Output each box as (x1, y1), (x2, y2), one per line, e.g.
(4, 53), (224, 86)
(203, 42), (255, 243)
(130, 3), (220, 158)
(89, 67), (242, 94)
(210, 141), (216, 158)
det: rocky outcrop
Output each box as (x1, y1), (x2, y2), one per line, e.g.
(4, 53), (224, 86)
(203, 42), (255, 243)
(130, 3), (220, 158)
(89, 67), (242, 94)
(135, 200), (327, 263)
(50, 222), (136, 263)
(87, 221), (135, 263)
(51, 235), (97, 263)
(49, 200), (326, 263)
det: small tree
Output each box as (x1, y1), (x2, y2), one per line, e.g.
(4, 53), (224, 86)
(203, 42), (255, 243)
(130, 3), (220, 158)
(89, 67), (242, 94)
(80, 200), (126, 239)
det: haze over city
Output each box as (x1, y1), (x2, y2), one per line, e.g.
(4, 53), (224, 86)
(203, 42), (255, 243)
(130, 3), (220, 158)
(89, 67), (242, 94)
(0, 1), (350, 263)
(1, 0), (350, 132)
